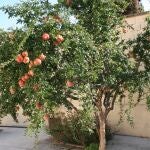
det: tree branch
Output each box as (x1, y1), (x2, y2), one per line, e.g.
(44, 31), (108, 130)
(103, 91), (111, 108)
(106, 90), (119, 115)
(134, 88), (143, 107)
(95, 88), (103, 108)
(66, 99), (78, 112)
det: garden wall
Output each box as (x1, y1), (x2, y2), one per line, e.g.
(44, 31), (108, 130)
(108, 12), (150, 138)
(108, 95), (150, 138)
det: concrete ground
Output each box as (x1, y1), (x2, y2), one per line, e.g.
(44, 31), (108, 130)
(107, 135), (150, 150)
(0, 127), (66, 150)
(0, 127), (150, 150)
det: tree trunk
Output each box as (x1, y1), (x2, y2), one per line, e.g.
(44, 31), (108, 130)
(98, 114), (106, 150)
(133, 0), (139, 13)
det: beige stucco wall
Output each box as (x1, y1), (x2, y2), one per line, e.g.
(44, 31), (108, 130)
(108, 12), (150, 138)
(107, 90), (150, 138)
(1, 107), (29, 126)
(121, 13), (150, 40)
(108, 102), (150, 138)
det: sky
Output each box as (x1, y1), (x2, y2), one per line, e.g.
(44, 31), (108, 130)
(0, 0), (150, 30)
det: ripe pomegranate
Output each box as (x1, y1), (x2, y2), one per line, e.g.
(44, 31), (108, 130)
(22, 51), (28, 57)
(23, 57), (30, 64)
(42, 33), (50, 41)
(18, 80), (25, 88)
(21, 76), (26, 82)
(28, 70), (34, 77)
(24, 73), (30, 80)
(39, 53), (46, 61)
(43, 114), (49, 121)
(66, 80), (74, 88)
(34, 58), (42, 66)
(16, 54), (23, 63)
(36, 102), (43, 110)
(56, 35), (64, 43)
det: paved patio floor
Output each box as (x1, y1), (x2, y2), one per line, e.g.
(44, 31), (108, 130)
(0, 127), (66, 150)
(107, 134), (150, 150)
(0, 127), (150, 150)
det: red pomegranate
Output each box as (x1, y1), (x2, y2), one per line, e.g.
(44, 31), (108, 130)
(18, 80), (25, 88)
(28, 70), (34, 77)
(16, 54), (24, 63)
(42, 33), (50, 41)
(34, 58), (42, 66)
(39, 53), (46, 61)
(23, 57), (30, 64)
(21, 76), (26, 82)
(24, 73), (30, 80)
(22, 51), (28, 57)
(66, 80), (74, 88)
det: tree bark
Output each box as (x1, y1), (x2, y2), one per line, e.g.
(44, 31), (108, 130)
(98, 112), (106, 150)
(95, 88), (107, 150)
(133, 0), (139, 13)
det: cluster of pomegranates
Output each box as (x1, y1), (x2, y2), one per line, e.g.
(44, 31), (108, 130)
(14, 32), (66, 121)
(29, 53), (46, 68)
(18, 70), (34, 88)
(42, 32), (64, 46)
(16, 51), (29, 64)
(16, 50), (46, 88)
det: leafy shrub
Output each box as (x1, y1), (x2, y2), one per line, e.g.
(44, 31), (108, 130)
(46, 109), (113, 146)
(85, 143), (99, 150)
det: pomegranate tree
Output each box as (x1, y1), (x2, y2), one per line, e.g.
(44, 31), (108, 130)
(0, 1), (150, 150)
